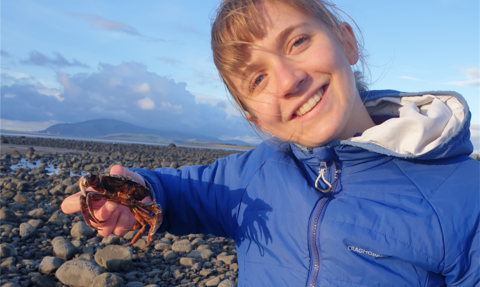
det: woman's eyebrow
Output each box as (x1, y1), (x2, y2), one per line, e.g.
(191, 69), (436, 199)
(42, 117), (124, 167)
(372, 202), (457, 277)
(275, 23), (309, 44)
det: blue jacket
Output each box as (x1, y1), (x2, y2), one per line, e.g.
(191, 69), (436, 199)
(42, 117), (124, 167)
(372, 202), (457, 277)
(132, 90), (480, 286)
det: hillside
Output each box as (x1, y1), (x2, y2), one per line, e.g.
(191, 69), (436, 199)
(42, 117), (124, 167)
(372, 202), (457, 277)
(40, 119), (252, 146)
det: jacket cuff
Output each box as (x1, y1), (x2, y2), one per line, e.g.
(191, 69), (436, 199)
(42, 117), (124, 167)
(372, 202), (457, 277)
(128, 168), (166, 211)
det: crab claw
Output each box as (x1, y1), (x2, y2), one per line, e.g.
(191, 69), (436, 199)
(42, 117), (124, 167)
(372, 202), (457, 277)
(79, 174), (91, 197)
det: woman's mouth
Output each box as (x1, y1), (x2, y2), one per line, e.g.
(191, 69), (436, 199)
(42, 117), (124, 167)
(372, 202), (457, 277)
(293, 85), (326, 118)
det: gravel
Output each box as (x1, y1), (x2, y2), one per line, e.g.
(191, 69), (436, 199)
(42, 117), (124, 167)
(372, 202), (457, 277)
(0, 136), (242, 286)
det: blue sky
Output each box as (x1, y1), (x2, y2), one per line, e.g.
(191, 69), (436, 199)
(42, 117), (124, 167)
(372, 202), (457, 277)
(1, 0), (479, 149)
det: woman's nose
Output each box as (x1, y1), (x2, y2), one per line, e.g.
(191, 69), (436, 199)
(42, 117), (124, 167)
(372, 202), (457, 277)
(272, 58), (306, 97)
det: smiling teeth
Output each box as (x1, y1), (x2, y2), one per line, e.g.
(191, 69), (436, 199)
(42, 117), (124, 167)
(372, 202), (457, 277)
(295, 88), (324, 117)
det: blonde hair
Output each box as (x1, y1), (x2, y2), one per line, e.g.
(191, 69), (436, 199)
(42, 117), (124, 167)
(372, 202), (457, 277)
(211, 0), (368, 137)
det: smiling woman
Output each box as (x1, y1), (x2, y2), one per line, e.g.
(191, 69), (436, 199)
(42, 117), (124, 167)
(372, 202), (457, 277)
(61, 0), (480, 286)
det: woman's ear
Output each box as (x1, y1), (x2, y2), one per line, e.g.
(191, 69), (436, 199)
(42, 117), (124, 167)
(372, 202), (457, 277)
(246, 113), (264, 130)
(339, 22), (359, 65)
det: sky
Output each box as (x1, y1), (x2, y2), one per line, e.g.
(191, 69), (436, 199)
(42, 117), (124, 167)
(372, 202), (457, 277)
(1, 0), (479, 149)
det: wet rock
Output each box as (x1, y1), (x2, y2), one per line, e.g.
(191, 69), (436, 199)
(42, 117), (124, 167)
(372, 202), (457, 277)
(90, 272), (125, 287)
(39, 256), (65, 274)
(0, 206), (18, 222)
(71, 221), (96, 239)
(0, 243), (17, 257)
(19, 222), (35, 239)
(94, 245), (133, 272)
(52, 236), (77, 260)
(55, 258), (104, 287)
(172, 239), (192, 253)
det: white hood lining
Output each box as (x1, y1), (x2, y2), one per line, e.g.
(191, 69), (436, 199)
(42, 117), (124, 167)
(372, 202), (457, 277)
(350, 95), (465, 155)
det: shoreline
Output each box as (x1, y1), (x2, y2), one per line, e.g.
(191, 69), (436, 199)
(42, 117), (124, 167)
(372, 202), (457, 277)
(0, 130), (256, 152)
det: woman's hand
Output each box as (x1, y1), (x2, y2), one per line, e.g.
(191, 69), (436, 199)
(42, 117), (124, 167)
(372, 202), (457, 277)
(61, 165), (151, 238)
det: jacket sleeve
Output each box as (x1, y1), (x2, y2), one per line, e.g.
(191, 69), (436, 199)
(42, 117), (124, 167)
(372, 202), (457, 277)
(129, 149), (259, 239)
(430, 158), (480, 286)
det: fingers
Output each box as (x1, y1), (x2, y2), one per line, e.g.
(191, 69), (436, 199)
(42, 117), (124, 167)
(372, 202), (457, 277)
(110, 165), (145, 187)
(113, 208), (138, 236)
(61, 192), (82, 214)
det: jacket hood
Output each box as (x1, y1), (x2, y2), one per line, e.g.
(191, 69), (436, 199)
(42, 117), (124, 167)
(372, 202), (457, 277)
(288, 90), (473, 161)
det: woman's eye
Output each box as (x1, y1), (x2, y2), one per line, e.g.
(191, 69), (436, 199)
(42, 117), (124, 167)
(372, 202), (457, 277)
(253, 75), (264, 88)
(293, 37), (305, 48)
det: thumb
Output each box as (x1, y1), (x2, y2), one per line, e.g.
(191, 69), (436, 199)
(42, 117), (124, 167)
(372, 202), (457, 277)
(110, 165), (145, 187)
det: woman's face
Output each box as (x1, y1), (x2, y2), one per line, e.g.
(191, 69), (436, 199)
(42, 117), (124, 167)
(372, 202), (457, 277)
(234, 1), (372, 147)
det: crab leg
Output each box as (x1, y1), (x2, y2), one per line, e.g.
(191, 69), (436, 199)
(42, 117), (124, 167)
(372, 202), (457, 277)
(121, 207), (148, 248)
(86, 192), (107, 225)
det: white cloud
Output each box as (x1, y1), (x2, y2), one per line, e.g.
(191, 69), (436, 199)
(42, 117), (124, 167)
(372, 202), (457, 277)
(399, 76), (424, 81)
(4, 94), (15, 98)
(445, 67), (480, 88)
(462, 68), (480, 78)
(445, 79), (480, 87)
(133, 82), (150, 93)
(137, 97), (155, 110)
(37, 88), (63, 101)
(471, 125), (480, 155)
(1, 62), (254, 141)
(0, 119), (59, 131)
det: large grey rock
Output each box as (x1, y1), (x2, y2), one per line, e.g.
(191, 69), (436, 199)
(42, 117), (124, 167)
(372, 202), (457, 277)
(13, 193), (31, 205)
(71, 221), (96, 239)
(163, 250), (178, 260)
(52, 236), (78, 260)
(101, 234), (120, 245)
(55, 259), (104, 287)
(94, 245), (133, 272)
(172, 239), (192, 253)
(125, 282), (143, 287)
(0, 243), (17, 257)
(39, 256), (64, 274)
(90, 272), (125, 287)
(19, 222), (35, 239)
(65, 183), (79, 195)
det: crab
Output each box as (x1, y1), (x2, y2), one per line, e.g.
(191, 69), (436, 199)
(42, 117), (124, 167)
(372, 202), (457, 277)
(79, 173), (162, 249)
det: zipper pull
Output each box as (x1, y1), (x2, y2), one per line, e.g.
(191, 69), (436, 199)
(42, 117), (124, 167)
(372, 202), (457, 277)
(315, 162), (332, 193)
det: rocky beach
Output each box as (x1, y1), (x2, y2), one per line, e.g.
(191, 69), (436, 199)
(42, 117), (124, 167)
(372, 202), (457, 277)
(0, 135), (243, 287)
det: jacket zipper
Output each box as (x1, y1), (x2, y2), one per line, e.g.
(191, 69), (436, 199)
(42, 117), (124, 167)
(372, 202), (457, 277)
(306, 161), (339, 287)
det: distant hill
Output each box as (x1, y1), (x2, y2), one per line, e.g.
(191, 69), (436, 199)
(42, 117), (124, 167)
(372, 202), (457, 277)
(40, 119), (252, 146)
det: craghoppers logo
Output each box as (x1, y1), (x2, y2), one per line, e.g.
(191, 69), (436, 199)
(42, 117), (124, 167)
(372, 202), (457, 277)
(348, 246), (385, 258)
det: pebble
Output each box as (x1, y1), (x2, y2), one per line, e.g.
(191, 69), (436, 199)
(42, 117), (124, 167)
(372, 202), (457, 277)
(0, 243), (18, 257)
(0, 136), (247, 286)
(55, 258), (105, 287)
(90, 272), (125, 287)
(172, 239), (193, 253)
(19, 222), (35, 238)
(205, 276), (221, 286)
(94, 245), (133, 272)
(71, 221), (96, 239)
(218, 279), (237, 287)
(52, 236), (77, 260)
(39, 256), (64, 274)
(125, 282), (143, 287)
